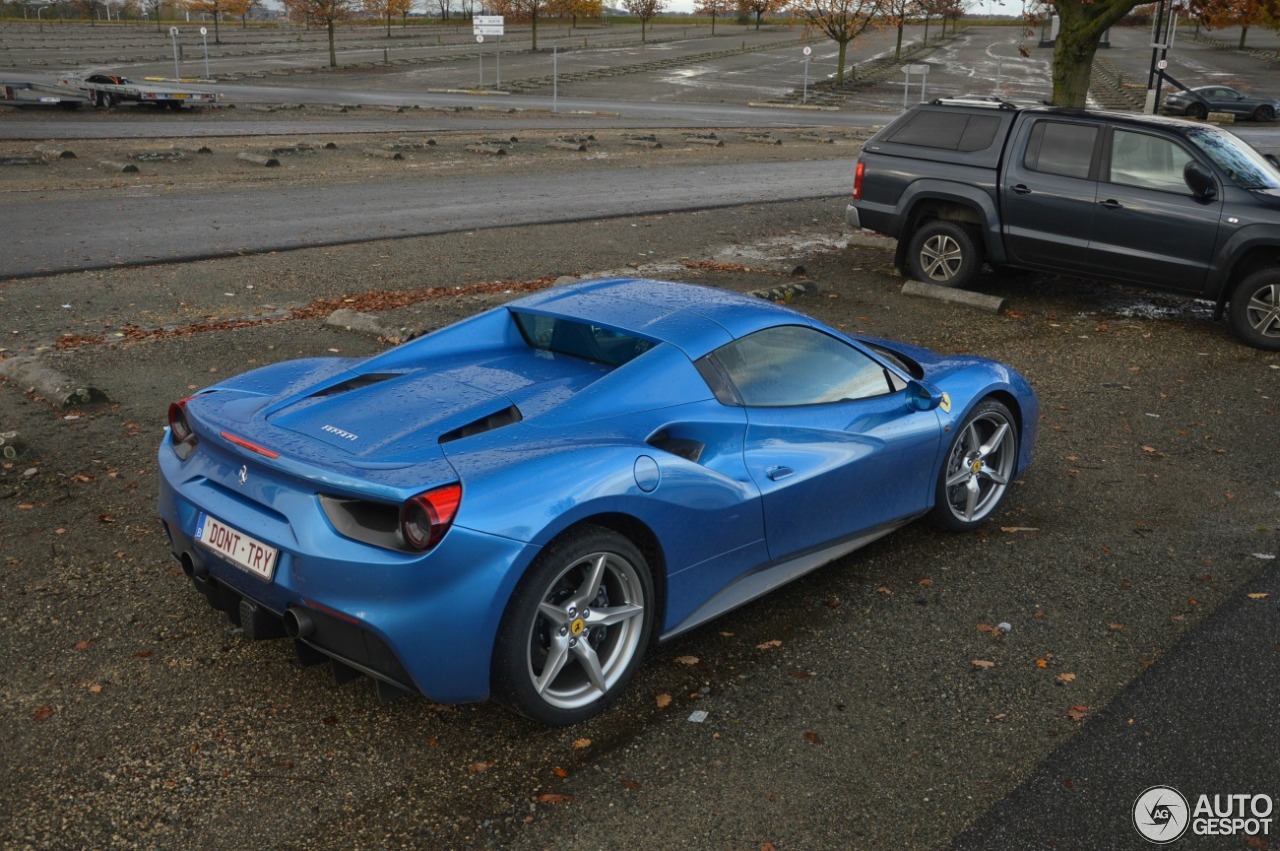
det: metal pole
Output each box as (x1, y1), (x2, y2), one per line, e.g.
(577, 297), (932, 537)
(497, 35), (501, 88)
(803, 56), (809, 104)
(170, 27), (181, 82)
(202, 28), (210, 79)
(553, 45), (558, 113)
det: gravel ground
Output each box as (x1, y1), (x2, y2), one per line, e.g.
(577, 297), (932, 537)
(2, 121), (1278, 851)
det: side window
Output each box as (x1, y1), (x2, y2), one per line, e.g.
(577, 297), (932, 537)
(1022, 121), (1098, 179)
(885, 110), (1002, 152)
(1107, 129), (1194, 193)
(703, 326), (892, 407)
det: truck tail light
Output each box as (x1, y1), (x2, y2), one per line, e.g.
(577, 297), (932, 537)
(853, 160), (865, 200)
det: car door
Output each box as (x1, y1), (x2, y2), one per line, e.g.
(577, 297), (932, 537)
(1085, 126), (1223, 291)
(1001, 117), (1103, 272)
(705, 325), (942, 563)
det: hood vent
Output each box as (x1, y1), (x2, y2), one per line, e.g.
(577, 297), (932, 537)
(439, 404), (523, 445)
(310, 373), (402, 398)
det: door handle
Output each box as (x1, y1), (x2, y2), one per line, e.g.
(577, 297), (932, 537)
(1098, 199), (1123, 210)
(766, 466), (795, 481)
(1011, 184), (1032, 195)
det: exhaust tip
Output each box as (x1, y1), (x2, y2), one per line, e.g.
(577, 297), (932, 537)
(283, 607), (315, 639)
(180, 551), (208, 579)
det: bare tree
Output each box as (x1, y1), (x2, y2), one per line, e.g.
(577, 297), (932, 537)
(790, 0), (881, 85)
(624, 0), (664, 40)
(282, 0), (355, 66)
(696, 0), (733, 34)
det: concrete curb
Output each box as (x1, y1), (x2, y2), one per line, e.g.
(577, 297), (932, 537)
(901, 280), (1006, 313)
(0, 356), (110, 406)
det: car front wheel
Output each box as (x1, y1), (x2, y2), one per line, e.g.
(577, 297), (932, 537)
(492, 526), (654, 725)
(930, 399), (1019, 532)
(1228, 269), (1280, 350)
(907, 221), (982, 289)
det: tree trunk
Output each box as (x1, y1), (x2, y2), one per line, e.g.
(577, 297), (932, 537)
(710, 10), (715, 35)
(531, 12), (538, 50)
(1050, 16), (1103, 106)
(894, 20), (903, 59)
(922, 15), (930, 45)
(213, 11), (221, 44)
(1239, 26), (1249, 49)
(327, 19), (337, 66)
(836, 38), (847, 85)
(386, 11), (391, 36)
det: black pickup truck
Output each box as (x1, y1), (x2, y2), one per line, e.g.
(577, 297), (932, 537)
(846, 98), (1280, 349)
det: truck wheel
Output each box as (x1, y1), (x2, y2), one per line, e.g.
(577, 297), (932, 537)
(907, 221), (982, 289)
(1228, 269), (1280, 350)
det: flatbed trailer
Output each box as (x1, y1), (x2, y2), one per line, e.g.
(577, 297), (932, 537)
(0, 81), (90, 109)
(59, 75), (219, 109)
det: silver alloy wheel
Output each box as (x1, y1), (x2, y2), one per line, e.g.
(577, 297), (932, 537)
(524, 549), (647, 711)
(942, 409), (1017, 524)
(1243, 280), (1280, 339)
(919, 233), (965, 283)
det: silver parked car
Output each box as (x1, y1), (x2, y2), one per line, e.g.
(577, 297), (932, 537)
(1163, 85), (1280, 121)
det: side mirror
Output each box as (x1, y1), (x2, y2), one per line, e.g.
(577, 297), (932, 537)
(907, 379), (944, 412)
(1184, 161), (1218, 199)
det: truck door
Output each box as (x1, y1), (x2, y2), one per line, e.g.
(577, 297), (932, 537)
(1001, 117), (1102, 272)
(1085, 127), (1222, 292)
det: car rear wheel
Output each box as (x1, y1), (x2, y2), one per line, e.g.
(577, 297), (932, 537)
(1228, 269), (1280, 350)
(929, 399), (1018, 532)
(1189, 103), (1209, 120)
(492, 526), (654, 725)
(907, 221), (982, 289)
(1253, 105), (1276, 121)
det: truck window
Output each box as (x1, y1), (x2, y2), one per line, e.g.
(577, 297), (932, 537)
(1107, 130), (1193, 193)
(1022, 121), (1098, 179)
(885, 111), (1001, 152)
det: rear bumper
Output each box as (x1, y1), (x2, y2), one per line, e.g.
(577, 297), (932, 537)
(845, 203), (862, 230)
(157, 445), (537, 704)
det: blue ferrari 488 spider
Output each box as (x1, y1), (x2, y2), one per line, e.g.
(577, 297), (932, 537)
(158, 278), (1038, 724)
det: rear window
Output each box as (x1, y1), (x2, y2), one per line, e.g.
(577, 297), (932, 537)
(885, 110), (1001, 152)
(512, 311), (653, 367)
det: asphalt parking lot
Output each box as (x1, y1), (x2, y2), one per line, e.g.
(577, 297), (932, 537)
(2, 18), (1280, 851)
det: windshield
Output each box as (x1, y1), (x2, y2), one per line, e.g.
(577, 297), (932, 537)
(1185, 126), (1280, 189)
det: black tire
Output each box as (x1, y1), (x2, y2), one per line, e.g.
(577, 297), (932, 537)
(929, 399), (1018, 532)
(1227, 269), (1280, 350)
(96, 91), (109, 108)
(1189, 103), (1208, 120)
(1253, 105), (1276, 122)
(491, 526), (654, 725)
(907, 221), (982, 289)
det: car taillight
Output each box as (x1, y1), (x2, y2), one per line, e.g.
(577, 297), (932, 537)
(853, 160), (865, 200)
(168, 397), (198, 460)
(400, 483), (462, 552)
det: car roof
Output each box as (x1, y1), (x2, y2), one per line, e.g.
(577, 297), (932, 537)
(509, 278), (823, 357)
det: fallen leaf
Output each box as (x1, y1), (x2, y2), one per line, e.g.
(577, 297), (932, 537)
(655, 693), (672, 709)
(674, 655), (700, 666)
(1248, 593), (1270, 600)
(537, 793), (573, 805)
(1035, 658), (1049, 669)
(976, 623), (1000, 635)
(73, 640), (92, 651)
(88, 684), (103, 694)
(790, 669), (814, 679)
(1066, 705), (1089, 721)
(917, 578), (934, 587)
(756, 639), (782, 650)
(804, 731), (823, 745)
(876, 585), (893, 595)
(762, 843), (779, 851)
(1108, 623), (1125, 632)
(622, 779), (642, 791)
(572, 738), (591, 750)
(32, 705), (53, 722)
(468, 761), (495, 773)
(823, 595), (841, 610)
(1056, 672), (1077, 684)
(552, 767), (569, 778)
(971, 659), (996, 669)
